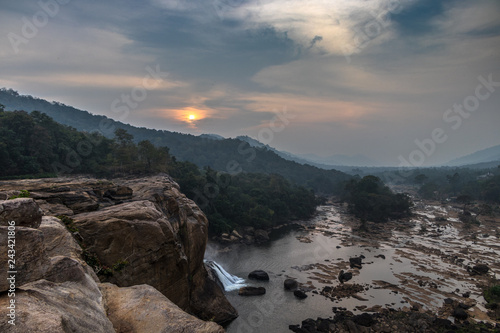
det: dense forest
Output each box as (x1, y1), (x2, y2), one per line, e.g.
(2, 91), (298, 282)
(0, 106), (318, 234)
(0, 88), (349, 194)
(343, 175), (413, 223)
(376, 167), (500, 204)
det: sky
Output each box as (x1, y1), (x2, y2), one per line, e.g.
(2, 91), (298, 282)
(1, 0), (499, 166)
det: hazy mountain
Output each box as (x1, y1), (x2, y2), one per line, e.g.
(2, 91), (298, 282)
(199, 134), (225, 140)
(0, 88), (349, 193)
(446, 144), (500, 167)
(235, 135), (378, 168)
(297, 153), (378, 167)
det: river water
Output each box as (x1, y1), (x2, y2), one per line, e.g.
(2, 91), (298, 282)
(206, 204), (499, 333)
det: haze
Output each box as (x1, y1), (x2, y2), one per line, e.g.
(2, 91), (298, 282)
(1, 0), (499, 166)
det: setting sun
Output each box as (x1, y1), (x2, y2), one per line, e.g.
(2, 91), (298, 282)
(188, 114), (195, 120)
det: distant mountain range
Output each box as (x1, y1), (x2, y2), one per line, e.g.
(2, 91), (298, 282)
(0, 88), (349, 193)
(445, 144), (500, 167)
(235, 135), (379, 168)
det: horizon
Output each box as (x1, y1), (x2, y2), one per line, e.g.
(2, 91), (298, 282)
(1, 1), (499, 167)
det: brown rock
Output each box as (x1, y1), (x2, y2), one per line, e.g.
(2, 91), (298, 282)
(0, 226), (50, 292)
(0, 278), (114, 333)
(100, 283), (225, 333)
(239, 287), (266, 296)
(0, 198), (43, 228)
(39, 216), (82, 259)
(191, 263), (238, 324)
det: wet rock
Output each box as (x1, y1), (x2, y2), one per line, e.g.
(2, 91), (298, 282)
(444, 298), (454, 305)
(336, 246), (341, 249)
(352, 313), (375, 327)
(433, 318), (455, 330)
(452, 307), (468, 320)
(349, 257), (363, 269)
(284, 278), (298, 290)
(374, 254), (386, 259)
(231, 230), (242, 239)
(248, 270), (269, 281)
(0, 198), (43, 228)
(254, 229), (269, 243)
(462, 291), (470, 298)
(294, 290), (308, 299)
(468, 263), (489, 276)
(338, 270), (353, 283)
(238, 287), (266, 296)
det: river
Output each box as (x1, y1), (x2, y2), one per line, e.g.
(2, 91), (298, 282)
(206, 204), (499, 332)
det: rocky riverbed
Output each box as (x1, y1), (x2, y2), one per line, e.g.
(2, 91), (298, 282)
(209, 199), (499, 332)
(287, 199), (500, 331)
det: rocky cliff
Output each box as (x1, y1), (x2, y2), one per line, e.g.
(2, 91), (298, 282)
(0, 175), (237, 332)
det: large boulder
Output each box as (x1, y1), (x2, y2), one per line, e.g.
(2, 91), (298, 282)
(0, 175), (237, 325)
(0, 198), (42, 228)
(72, 176), (237, 324)
(38, 216), (82, 259)
(100, 283), (225, 333)
(0, 260), (114, 333)
(0, 226), (50, 292)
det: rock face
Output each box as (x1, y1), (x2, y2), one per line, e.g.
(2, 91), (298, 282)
(0, 175), (237, 328)
(100, 283), (224, 333)
(248, 270), (270, 281)
(0, 226), (50, 292)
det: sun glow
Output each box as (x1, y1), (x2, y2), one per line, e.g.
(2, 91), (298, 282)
(188, 114), (196, 120)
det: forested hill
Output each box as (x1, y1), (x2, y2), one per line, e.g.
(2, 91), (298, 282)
(0, 88), (349, 194)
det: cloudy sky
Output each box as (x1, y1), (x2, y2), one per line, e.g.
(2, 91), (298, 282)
(1, 0), (499, 166)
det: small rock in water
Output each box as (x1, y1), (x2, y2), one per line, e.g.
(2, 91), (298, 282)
(238, 287), (266, 296)
(375, 254), (386, 259)
(284, 278), (298, 290)
(349, 257), (363, 269)
(294, 290), (308, 299)
(248, 270), (269, 281)
(338, 270), (353, 283)
(468, 263), (489, 276)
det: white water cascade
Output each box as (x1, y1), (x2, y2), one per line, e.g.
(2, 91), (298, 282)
(205, 260), (247, 292)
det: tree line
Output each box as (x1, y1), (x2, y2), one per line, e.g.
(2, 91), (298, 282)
(0, 107), (319, 234)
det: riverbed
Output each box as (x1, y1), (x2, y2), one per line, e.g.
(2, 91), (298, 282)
(207, 203), (500, 333)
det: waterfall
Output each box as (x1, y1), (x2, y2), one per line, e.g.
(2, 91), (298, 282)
(205, 260), (247, 292)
